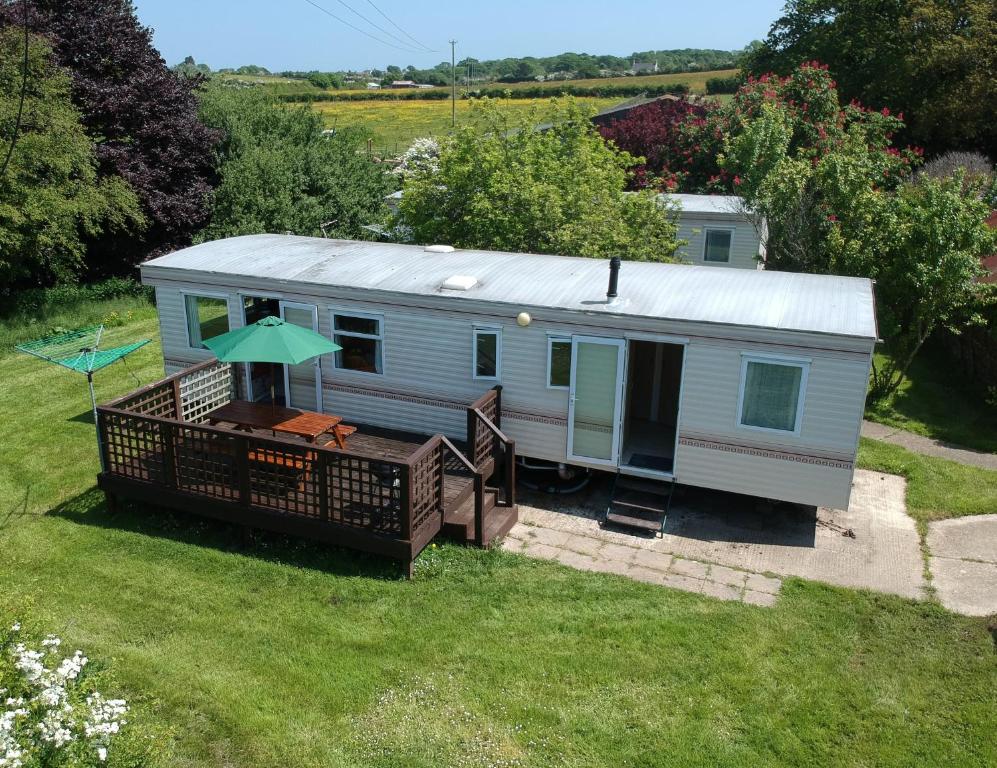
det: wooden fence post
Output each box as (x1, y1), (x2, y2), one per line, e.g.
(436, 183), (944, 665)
(400, 463), (412, 542)
(237, 435), (250, 507)
(162, 420), (177, 490)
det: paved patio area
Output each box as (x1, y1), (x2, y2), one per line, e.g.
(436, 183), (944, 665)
(927, 514), (997, 616)
(504, 469), (926, 606)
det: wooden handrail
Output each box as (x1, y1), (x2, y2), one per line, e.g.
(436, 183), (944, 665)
(439, 435), (478, 474)
(470, 408), (511, 445)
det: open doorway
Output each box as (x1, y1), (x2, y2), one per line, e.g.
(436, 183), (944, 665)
(241, 296), (286, 405)
(621, 340), (684, 474)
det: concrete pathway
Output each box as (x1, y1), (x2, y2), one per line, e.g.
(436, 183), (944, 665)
(927, 514), (997, 616)
(862, 420), (997, 470)
(504, 469), (926, 606)
(502, 525), (782, 606)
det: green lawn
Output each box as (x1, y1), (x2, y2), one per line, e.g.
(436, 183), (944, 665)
(865, 349), (997, 453)
(2, 303), (996, 767)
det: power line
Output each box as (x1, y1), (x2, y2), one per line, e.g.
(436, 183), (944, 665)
(301, 0), (424, 54)
(326, 0), (428, 53)
(362, 0), (436, 52)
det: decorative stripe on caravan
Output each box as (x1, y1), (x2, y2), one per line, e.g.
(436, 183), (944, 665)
(678, 434), (854, 469)
(323, 381), (467, 411)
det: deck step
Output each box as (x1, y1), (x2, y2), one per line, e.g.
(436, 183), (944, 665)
(441, 488), (517, 546)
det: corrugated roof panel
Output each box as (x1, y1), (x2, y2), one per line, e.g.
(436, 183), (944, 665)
(141, 235), (877, 339)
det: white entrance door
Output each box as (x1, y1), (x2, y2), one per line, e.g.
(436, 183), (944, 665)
(567, 336), (626, 467)
(280, 301), (322, 412)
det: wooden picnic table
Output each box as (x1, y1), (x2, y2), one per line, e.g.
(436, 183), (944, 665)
(206, 400), (344, 445)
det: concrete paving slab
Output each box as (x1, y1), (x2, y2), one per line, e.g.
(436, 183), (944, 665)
(670, 557), (709, 579)
(927, 515), (997, 616)
(929, 558), (997, 616)
(708, 564), (749, 588)
(701, 580), (743, 601)
(927, 515), (997, 563)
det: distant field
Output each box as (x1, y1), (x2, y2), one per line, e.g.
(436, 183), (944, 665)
(312, 96), (622, 153)
(332, 68), (738, 97)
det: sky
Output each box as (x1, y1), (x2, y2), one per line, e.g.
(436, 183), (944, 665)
(132, 0), (785, 72)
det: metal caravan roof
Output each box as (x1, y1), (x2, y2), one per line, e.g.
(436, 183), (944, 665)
(661, 193), (748, 217)
(141, 235), (878, 340)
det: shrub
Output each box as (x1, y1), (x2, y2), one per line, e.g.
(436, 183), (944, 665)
(706, 75), (741, 94)
(0, 622), (139, 767)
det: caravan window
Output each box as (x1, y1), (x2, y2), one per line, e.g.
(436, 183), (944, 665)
(703, 228), (733, 263)
(547, 337), (571, 388)
(332, 311), (383, 374)
(473, 328), (501, 380)
(737, 355), (809, 434)
(184, 294), (229, 349)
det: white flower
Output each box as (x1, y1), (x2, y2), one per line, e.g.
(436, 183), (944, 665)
(97, 746), (107, 761)
(9, 623), (19, 632)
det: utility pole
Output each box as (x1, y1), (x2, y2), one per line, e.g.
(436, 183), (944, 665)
(450, 39), (457, 128)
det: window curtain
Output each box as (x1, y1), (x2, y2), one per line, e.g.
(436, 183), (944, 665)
(742, 362), (803, 431)
(185, 296), (203, 348)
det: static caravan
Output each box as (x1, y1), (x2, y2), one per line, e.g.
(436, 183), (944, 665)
(663, 194), (766, 270)
(142, 234), (876, 511)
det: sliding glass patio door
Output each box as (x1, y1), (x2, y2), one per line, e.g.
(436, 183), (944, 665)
(279, 301), (322, 412)
(567, 336), (626, 466)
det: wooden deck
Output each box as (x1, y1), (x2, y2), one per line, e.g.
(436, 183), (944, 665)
(96, 359), (517, 574)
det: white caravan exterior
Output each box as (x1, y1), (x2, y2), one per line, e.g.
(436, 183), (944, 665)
(141, 235), (876, 510)
(663, 194), (766, 270)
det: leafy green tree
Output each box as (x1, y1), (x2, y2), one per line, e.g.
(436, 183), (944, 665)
(0, 29), (143, 290)
(742, 0), (997, 155)
(718, 64), (994, 398)
(399, 98), (681, 262)
(196, 87), (389, 241)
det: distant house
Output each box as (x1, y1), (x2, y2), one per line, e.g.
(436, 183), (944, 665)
(389, 80), (419, 88)
(659, 194), (766, 270)
(630, 60), (658, 75)
(365, 82), (380, 90)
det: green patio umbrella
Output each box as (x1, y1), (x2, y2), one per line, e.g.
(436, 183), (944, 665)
(203, 315), (341, 407)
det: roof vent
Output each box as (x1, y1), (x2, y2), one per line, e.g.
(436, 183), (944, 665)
(424, 244), (455, 253)
(441, 274), (478, 291)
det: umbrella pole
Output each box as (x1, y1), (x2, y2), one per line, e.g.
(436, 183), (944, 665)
(271, 362), (276, 414)
(88, 371), (106, 472)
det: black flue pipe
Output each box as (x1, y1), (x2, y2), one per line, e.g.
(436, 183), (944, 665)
(607, 256), (621, 299)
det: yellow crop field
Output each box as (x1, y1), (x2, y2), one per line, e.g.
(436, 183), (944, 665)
(311, 96), (623, 153)
(333, 68), (738, 98)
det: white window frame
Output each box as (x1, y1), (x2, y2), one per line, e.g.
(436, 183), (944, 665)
(472, 326), (502, 381)
(702, 226), (735, 264)
(181, 291), (231, 350)
(736, 352), (811, 436)
(546, 335), (571, 390)
(329, 309), (385, 376)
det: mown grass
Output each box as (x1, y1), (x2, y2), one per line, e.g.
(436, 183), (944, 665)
(311, 96), (622, 151)
(2, 305), (995, 767)
(865, 349), (997, 454)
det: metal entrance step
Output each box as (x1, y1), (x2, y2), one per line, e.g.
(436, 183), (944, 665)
(604, 473), (674, 536)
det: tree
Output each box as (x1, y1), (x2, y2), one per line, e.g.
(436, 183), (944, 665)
(398, 98), (681, 262)
(1, 0), (219, 272)
(718, 63), (994, 398)
(598, 98), (727, 192)
(196, 87), (389, 241)
(742, 0), (997, 156)
(0, 29), (143, 290)
(858, 176), (995, 398)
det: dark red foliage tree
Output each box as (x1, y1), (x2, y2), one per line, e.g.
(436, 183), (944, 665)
(598, 98), (729, 193)
(1, 0), (218, 271)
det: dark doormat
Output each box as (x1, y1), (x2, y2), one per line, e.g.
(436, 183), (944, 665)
(626, 453), (673, 473)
